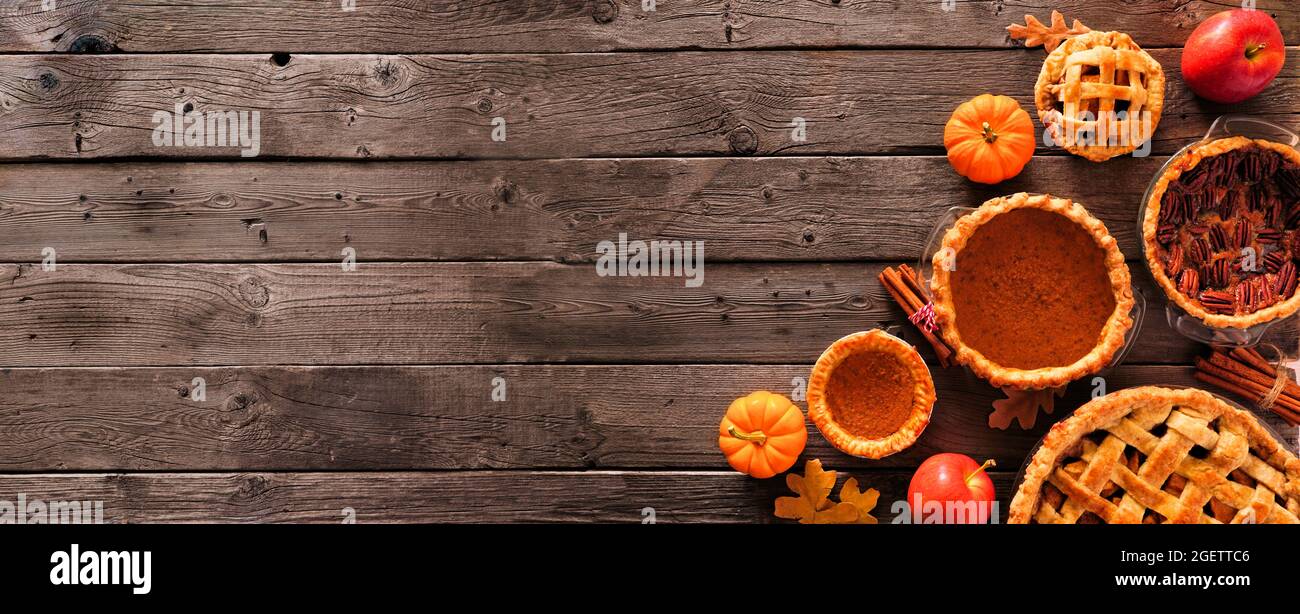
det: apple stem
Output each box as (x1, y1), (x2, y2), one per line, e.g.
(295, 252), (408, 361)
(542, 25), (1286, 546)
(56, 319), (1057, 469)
(964, 459), (996, 484)
(1246, 43), (1267, 61)
(727, 425), (767, 446)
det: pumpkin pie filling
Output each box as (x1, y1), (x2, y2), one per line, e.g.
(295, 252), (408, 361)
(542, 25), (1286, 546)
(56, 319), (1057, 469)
(824, 351), (916, 440)
(949, 207), (1117, 370)
(807, 330), (936, 459)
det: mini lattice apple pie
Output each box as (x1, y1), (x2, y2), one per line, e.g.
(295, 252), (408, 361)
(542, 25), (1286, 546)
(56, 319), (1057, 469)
(1034, 31), (1165, 162)
(1010, 387), (1300, 524)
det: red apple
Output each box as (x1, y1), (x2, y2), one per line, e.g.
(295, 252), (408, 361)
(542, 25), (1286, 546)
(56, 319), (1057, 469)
(906, 453), (996, 524)
(1181, 9), (1286, 104)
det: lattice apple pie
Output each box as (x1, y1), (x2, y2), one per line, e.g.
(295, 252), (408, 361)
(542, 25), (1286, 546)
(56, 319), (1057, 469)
(1034, 31), (1165, 161)
(1010, 386), (1300, 524)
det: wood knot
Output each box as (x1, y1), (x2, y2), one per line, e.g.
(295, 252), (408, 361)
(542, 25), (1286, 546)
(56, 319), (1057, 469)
(227, 392), (258, 411)
(38, 72), (58, 90)
(476, 97), (494, 113)
(493, 178), (517, 204)
(208, 192), (236, 209)
(592, 0), (618, 23)
(371, 59), (404, 88)
(233, 474), (270, 500)
(238, 277), (271, 308)
(727, 125), (758, 155)
(67, 35), (120, 53)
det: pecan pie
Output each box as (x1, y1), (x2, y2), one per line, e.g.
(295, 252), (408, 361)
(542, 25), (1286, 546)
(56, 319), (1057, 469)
(1034, 31), (1165, 162)
(1010, 386), (1300, 524)
(1144, 137), (1300, 328)
(807, 330), (935, 459)
(930, 193), (1134, 389)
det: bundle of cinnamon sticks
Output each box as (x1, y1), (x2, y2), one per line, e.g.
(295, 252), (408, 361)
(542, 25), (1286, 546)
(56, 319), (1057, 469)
(1194, 348), (1300, 425)
(878, 264), (954, 367)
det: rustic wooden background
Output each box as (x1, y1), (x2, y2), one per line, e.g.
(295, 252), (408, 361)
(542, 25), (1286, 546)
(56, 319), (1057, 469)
(0, 0), (1297, 523)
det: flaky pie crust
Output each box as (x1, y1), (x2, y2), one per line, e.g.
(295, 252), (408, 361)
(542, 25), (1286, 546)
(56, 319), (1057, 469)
(1034, 31), (1165, 162)
(930, 193), (1135, 390)
(1142, 136), (1300, 329)
(1009, 386), (1300, 524)
(807, 330), (935, 459)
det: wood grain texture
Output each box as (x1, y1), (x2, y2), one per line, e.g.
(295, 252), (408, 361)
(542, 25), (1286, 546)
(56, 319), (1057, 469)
(9, 365), (1264, 472)
(2, 261), (1283, 367)
(0, 50), (1294, 160)
(0, 470), (1017, 523)
(1, 1), (1295, 52)
(0, 156), (1184, 263)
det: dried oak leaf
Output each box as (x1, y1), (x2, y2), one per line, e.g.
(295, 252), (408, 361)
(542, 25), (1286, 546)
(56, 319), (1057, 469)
(1007, 11), (1090, 52)
(839, 478), (881, 525)
(774, 459), (867, 524)
(989, 385), (1067, 430)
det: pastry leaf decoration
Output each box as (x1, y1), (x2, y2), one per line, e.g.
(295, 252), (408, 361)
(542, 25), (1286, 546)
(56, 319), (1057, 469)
(1007, 11), (1091, 52)
(990, 385), (1067, 430)
(774, 459), (879, 524)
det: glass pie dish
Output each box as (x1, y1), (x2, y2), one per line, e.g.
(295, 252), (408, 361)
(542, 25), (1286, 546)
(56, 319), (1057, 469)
(918, 202), (1146, 390)
(1003, 387), (1300, 522)
(1137, 115), (1300, 347)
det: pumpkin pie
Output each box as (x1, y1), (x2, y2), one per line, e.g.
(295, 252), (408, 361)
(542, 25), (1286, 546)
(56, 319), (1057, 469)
(807, 330), (935, 459)
(1034, 31), (1165, 162)
(930, 193), (1134, 389)
(1010, 386), (1300, 524)
(1143, 137), (1300, 329)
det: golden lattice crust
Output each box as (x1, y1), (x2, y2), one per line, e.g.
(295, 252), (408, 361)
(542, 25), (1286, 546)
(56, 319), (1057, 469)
(930, 193), (1135, 390)
(1035, 31), (1165, 162)
(1010, 387), (1300, 524)
(1142, 136), (1300, 329)
(807, 330), (935, 459)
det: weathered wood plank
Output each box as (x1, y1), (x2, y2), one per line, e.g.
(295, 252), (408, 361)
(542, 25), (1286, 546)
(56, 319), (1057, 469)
(0, 156), (1184, 263)
(2, 1), (1294, 52)
(12, 365), (1277, 472)
(0, 470), (1018, 523)
(0, 261), (1270, 367)
(0, 50), (1293, 159)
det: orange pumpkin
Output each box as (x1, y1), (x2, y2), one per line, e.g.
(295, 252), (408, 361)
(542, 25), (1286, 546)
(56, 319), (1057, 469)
(943, 94), (1036, 185)
(718, 391), (807, 478)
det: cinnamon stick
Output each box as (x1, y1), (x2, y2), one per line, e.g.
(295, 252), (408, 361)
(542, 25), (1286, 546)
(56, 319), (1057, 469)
(1195, 357), (1300, 414)
(1216, 350), (1300, 399)
(1194, 351), (1300, 425)
(1195, 371), (1300, 425)
(878, 266), (953, 367)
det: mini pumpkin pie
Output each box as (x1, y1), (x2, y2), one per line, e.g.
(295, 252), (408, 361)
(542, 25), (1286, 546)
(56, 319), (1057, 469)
(1143, 137), (1300, 329)
(1034, 31), (1165, 162)
(807, 330), (935, 459)
(1010, 386), (1300, 524)
(930, 193), (1134, 389)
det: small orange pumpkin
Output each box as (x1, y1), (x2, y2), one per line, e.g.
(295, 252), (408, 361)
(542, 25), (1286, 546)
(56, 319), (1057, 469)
(943, 94), (1036, 185)
(718, 391), (807, 478)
